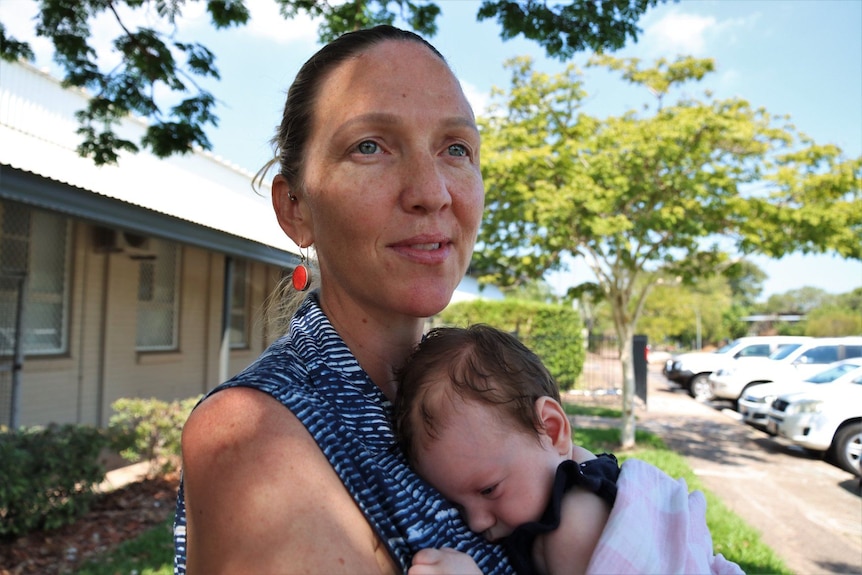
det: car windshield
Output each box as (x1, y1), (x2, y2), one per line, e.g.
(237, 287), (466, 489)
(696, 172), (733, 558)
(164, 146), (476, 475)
(715, 339), (740, 355)
(769, 343), (804, 361)
(806, 363), (862, 384)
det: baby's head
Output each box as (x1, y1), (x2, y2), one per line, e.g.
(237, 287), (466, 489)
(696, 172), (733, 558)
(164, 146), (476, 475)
(393, 324), (561, 465)
(394, 324), (572, 540)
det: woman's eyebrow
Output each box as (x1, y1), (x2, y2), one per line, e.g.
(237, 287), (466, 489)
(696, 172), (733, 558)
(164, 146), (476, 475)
(337, 113), (478, 134)
(338, 112), (400, 132)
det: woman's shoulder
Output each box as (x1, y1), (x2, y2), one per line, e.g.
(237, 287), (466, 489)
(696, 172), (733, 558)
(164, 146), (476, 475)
(183, 387), (300, 450)
(179, 387), (399, 574)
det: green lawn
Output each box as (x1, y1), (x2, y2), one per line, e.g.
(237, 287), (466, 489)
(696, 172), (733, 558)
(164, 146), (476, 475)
(76, 408), (790, 574)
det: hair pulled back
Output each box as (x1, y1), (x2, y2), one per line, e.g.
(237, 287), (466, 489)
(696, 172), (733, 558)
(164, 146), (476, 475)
(256, 25), (447, 190)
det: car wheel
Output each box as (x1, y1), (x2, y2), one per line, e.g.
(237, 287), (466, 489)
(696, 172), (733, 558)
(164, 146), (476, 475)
(689, 374), (714, 402)
(831, 422), (862, 477)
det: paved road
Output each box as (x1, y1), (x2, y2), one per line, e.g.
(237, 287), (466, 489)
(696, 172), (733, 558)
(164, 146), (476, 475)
(636, 365), (862, 575)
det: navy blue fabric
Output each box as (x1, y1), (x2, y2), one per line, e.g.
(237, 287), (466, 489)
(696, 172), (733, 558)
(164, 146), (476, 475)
(173, 292), (513, 574)
(503, 454), (620, 575)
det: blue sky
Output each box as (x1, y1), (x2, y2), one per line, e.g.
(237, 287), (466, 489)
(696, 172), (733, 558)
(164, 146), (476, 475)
(3, 0), (860, 300)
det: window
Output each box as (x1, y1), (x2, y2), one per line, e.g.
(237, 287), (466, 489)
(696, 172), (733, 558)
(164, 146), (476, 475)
(843, 345), (862, 359)
(737, 344), (770, 358)
(230, 259), (249, 349)
(0, 202), (71, 356)
(136, 239), (180, 351)
(798, 346), (839, 365)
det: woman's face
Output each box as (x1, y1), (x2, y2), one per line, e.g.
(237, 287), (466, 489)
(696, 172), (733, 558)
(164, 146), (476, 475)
(299, 40), (483, 320)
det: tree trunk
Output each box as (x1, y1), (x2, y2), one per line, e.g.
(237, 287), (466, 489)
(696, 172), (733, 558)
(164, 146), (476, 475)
(618, 324), (637, 449)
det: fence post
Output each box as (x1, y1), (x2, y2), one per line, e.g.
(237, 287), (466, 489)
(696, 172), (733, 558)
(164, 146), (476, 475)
(633, 334), (648, 406)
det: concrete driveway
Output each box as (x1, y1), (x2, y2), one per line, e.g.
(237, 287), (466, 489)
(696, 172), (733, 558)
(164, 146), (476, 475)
(637, 365), (862, 575)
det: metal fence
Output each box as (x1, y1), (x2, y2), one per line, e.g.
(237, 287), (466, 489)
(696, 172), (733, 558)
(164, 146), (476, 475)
(568, 334), (624, 407)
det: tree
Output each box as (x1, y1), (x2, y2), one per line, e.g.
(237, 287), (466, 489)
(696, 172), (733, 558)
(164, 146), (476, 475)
(637, 275), (734, 350)
(762, 287), (834, 315)
(0, 0), (664, 165)
(475, 55), (862, 449)
(723, 259), (766, 309)
(500, 277), (560, 303)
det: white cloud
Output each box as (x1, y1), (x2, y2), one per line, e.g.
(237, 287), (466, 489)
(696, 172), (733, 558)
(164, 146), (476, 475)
(638, 7), (761, 59)
(643, 11), (717, 56)
(0, 0), (53, 67)
(461, 80), (489, 118)
(241, 0), (318, 46)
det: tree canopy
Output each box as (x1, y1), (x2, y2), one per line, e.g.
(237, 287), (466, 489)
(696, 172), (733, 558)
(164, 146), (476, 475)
(475, 54), (862, 447)
(0, 0), (664, 165)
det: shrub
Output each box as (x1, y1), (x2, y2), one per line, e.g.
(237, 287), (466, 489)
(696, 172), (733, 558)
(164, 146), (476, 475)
(804, 306), (862, 336)
(108, 396), (199, 477)
(438, 299), (586, 390)
(0, 424), (110, 537)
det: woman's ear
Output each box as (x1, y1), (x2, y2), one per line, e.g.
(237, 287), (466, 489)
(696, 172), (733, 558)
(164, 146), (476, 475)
(272, 174), (313, 246)
(535, 397), (572, 456)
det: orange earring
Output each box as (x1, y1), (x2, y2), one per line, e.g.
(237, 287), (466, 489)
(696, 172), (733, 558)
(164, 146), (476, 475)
(292, 244), (311, 291)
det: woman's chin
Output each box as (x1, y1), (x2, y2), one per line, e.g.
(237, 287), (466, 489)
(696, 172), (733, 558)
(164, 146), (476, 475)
(397, 286), (459, 319)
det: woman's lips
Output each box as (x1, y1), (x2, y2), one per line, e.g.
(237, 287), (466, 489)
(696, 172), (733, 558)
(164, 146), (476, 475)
(389, 236), (452, 263)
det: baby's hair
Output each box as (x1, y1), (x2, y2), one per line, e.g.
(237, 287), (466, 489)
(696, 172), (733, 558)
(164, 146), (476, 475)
(393, 324), (561, 464)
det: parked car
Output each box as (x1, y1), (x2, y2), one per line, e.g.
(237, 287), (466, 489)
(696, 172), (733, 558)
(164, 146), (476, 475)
(766, 374), (862, 476)
(738, 358), (862, 429)
(709, 337), (862, 404)
(662, 336), (811, 400)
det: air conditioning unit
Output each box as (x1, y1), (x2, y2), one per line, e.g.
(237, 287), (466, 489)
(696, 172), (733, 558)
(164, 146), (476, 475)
(93, 227), (156, 260)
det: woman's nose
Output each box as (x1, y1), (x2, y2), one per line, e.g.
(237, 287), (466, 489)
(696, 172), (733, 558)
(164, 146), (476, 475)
(399, 152), (452, 214)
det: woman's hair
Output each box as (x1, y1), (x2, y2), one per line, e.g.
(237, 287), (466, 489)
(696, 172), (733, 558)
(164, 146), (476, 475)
(255, 24), (446, 192)
(255, 25), (449, 333)
(393, 324), (561, 464)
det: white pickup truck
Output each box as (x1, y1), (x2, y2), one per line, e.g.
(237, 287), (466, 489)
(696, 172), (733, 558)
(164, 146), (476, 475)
(710, 336), (862, 404)
(663, 336), (811, 401)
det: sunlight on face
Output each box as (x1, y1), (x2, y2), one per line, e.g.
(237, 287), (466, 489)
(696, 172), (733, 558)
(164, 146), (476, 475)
(301, 40), (484, 320)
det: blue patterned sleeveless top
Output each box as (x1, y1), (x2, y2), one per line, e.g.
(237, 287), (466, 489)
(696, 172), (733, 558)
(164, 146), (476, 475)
(173, 292), (513, 574)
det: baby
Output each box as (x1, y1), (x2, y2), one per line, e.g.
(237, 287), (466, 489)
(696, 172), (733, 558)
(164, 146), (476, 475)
(393, 324), (744, 575)
(393, 324), (618, 574)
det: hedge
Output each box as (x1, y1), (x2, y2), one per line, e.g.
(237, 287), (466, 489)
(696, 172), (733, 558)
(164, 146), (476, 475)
(437, 299), (586, 391)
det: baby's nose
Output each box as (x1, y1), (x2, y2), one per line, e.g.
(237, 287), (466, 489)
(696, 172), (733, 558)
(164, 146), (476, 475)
(465, 507), (495, 536)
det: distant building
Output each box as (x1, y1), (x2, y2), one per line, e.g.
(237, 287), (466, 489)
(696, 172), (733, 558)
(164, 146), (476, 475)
(742, 314), (805, 335)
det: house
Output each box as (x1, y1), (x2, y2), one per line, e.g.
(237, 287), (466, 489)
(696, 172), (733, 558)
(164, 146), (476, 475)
(0, 60), (500, 429)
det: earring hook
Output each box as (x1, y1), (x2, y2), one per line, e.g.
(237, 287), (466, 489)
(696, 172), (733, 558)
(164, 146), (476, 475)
(292, 243), (311, 291)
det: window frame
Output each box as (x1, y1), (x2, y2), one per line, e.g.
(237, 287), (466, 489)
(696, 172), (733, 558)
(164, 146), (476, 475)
(229, 258), (250, 350)
(0, 203), (72, 357)
(135, 239), (181, 352)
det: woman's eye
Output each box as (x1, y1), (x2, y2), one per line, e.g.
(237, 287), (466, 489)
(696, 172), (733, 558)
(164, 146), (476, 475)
(447, 143), (468, 157)
(356, 140), (379, 155)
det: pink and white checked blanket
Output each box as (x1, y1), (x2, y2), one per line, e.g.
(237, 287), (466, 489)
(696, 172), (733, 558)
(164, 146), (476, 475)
(586, 459), (744, 574)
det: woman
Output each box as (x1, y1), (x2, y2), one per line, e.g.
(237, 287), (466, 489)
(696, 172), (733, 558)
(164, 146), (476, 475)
(174, 26), (513, 574)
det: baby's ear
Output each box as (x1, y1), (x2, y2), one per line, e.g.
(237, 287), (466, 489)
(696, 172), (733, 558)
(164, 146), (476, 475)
(535, 397), (572, 455)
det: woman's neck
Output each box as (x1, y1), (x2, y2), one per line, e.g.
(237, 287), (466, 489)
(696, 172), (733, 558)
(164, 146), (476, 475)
(319, 291), (425, 401)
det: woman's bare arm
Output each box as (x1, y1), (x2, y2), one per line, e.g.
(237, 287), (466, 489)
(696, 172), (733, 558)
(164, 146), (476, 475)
(181, 387), (399, 574)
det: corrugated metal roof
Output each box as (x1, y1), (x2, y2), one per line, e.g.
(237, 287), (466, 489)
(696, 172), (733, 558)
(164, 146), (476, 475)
(0, 59), (299, 264)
